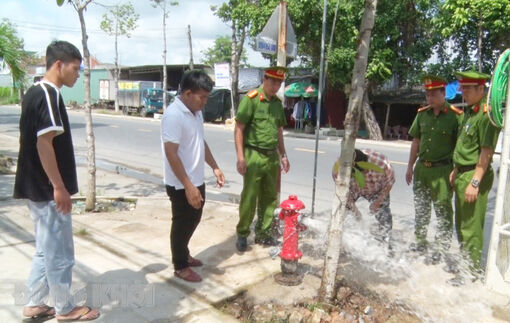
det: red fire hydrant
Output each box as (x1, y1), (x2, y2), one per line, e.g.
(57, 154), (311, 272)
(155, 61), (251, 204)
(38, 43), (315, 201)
(277, 195), (306, 281)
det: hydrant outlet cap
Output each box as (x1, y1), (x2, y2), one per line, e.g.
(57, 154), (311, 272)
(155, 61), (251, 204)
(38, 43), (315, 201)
(280, 195), (305, 211)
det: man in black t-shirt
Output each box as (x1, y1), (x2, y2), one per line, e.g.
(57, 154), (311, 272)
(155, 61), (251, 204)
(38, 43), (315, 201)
(14, 41), (99, 321)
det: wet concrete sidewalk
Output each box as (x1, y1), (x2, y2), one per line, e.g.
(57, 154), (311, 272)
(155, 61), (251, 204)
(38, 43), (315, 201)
(0, 187), (276, 322)
(0, 133), (325, 322)
(2, 130), (510, 322)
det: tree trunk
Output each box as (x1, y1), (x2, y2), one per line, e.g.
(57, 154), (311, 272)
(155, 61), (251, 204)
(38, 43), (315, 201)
(18, 86), (24, 105)
(162, 3), (168, 110)
(77, 6), (96, 212)
(383, 103), (390, 139)
(231, 22), (240, 111)
(477, 22), (483, 72)
(318, 0), (378, 302)
(362, 90), (382, 140)
(188, 25), (194, 70)
(114, 19), (119, 113)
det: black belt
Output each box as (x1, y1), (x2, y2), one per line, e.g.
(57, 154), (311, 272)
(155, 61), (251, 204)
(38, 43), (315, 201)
(456, 165), (476, 173)
(419, 158), (452, 168)
(245, 145), (277, 155)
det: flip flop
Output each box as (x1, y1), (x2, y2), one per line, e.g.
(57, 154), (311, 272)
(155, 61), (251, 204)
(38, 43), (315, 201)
(188, 256), (203, 267)
(56, 306), (100, 322)
(174, 267), (202, 282)
(23, 305), (55, 318)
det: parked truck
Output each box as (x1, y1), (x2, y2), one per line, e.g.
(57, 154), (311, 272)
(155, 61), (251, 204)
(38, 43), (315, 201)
(117, 80), (164, 117)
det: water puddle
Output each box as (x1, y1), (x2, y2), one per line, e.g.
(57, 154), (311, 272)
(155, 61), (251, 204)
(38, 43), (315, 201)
(298, 200), (507, 322)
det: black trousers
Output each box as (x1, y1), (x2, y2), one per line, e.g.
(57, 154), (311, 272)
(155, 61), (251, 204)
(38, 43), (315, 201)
(166, 184), (205, 270)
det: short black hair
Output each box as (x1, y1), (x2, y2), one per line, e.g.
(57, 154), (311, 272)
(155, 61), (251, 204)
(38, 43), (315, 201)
(46, 41), (82, 70)
(180, 70), (214, 93)
(354, 149), (368, 163)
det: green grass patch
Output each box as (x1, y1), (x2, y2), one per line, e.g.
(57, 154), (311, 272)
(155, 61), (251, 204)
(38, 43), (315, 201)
(74, 228), (89, 236)
(0, 87), (18, 105)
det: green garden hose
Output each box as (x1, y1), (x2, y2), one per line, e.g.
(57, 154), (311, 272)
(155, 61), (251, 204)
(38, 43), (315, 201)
(488, 49), (510, 127)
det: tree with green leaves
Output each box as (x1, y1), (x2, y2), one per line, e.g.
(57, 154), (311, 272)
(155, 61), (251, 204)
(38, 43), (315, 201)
(201, 35), (248, 68)
(100, 2), (139, 113)
(212, 0), (256, 109)
(57, 0), (97, 211)
(0, 19), (26, 98)
(433, 0), (510, 75)
(245, 0), (441, 138)
(151, 0), (178, 110)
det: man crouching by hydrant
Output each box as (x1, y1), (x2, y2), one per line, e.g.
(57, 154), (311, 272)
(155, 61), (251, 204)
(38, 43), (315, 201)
(234, 66), (290, 252)
(161, 70), (225, 282)
(333, 149), (395, 254)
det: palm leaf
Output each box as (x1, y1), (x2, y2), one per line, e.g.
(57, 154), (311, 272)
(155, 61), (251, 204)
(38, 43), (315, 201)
(0, 20), (26, 85)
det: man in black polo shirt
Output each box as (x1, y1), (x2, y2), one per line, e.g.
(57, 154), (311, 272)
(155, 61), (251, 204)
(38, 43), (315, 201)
(14, 41), (99, 321)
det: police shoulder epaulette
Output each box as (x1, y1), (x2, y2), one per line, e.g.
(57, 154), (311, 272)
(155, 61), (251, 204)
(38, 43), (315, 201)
(449, 105), (463, 115)
(247, 90), (258, 99)
(417, 105), (431, 113)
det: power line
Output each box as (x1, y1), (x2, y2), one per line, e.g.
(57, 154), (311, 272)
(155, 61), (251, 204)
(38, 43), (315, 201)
(13, 24), (188, 41)
(8, 18), (187, 40)
(8, 18), (186, 31)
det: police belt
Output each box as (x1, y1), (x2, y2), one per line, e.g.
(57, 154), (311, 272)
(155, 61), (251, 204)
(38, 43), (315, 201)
(245, 145), (277, 156)
(419, 158), (452, 168)
(456, 164), (476, 173)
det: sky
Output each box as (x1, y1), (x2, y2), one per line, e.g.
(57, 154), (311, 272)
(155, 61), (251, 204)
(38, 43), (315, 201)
(1, 0), (268, 67)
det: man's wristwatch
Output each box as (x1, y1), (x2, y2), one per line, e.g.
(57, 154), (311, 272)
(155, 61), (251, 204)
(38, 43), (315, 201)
(470, 178), (480, 188)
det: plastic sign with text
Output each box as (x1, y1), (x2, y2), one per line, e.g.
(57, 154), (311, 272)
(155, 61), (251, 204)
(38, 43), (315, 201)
(214, 63), (231, 88)
(254, 3), (297, 58)
(256, 36), (278, 55)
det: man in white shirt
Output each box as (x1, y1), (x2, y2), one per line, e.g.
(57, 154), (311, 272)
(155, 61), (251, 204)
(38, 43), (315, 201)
(161, 70), (225, 282)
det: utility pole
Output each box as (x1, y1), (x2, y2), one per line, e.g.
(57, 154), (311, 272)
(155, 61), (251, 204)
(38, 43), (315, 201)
(188, 24), (194, 70)
(162, 2), (168, 110)
(276, 1), (287, 100)
(276, 1), (288, 200)
(311, 0), (327, 216)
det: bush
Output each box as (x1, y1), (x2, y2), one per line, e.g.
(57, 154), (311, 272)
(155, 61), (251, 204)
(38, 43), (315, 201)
(0, 87), (18, 105)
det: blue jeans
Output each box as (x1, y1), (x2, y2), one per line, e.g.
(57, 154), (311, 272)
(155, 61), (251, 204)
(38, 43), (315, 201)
(26, 200), (75, 315)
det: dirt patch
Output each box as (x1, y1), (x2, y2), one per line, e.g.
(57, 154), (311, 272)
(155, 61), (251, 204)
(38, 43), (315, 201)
(217, 278), (421, 322)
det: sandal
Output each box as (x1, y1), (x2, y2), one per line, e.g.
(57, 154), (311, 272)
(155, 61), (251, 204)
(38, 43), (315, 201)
(23, 305), (55, 318)
(174, 267), (202, 282)
(56, 306), (100, 322)
(188, 256), (203, 267)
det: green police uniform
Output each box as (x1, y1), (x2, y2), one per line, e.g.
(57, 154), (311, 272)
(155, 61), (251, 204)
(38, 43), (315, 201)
(236, 87), (287, 239)
(453, 71), (500, 268)
(409, 101), (462, 252)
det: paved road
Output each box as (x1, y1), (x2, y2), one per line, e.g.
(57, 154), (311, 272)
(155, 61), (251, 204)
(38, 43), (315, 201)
(1, 104), (502, 263)
(0, 105), (416, 215)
